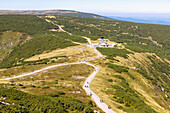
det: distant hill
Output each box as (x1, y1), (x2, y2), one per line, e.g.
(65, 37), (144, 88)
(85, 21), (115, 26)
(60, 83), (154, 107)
(0, 9), (112, 20)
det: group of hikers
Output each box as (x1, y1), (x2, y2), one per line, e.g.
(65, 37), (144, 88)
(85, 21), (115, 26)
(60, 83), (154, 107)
(90, 92), (93, 96)
(86, 82), (111, 110)
(84, 85), (89, 88)
(100, 99), (104, 103)
(89, 92), (111, 109)
(85, 82), (89, 88)
(100, 99), (111, 109)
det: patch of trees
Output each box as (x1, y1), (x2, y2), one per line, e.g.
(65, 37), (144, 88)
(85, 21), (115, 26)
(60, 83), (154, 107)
(105, 63), (128, 73)
(0, 105), (28, 113)
(97, 48), (133, 59)
(107, 79), (113, 82)
(137, 68), (154, 80)
(125, 72), (135, 80)
(0, 87), (93, 112)
(0, 15), (58, 35)
(68, 35), (87, 43)
(106, 63), (135, 80)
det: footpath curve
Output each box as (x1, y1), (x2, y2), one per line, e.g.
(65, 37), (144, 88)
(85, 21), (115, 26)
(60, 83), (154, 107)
(0, 20), (116, 113)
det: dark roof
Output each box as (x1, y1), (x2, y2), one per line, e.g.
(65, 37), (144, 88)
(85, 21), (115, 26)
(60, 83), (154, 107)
(100, 37), (104, 39)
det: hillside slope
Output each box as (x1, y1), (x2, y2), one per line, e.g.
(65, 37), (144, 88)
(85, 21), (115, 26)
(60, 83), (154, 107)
(0, 31), (30, 62)
(0, 15), (84, 68)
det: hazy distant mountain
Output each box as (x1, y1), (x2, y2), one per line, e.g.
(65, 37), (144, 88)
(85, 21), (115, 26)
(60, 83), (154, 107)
(109, 16), (170, 25)
(0, 10), (112, 20)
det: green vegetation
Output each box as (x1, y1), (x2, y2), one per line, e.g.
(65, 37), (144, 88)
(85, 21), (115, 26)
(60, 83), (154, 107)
(0, 15), (58, 35)
(125, 72), (135, 80)
(106, 63), (128, 73)
(0, 87), (92, 113)
(107, 79), (113, 82)
(137, 68), (154, 80)
(68, 35), (87, 43)
(112, 75), (156, 113)
(97, 48), (133, 59)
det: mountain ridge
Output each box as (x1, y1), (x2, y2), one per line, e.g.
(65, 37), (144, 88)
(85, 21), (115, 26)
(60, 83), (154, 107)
(0, 9), (112, 20)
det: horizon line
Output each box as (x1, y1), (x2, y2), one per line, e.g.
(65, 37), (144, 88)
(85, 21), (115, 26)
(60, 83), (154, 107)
(0, 9), (170, 14)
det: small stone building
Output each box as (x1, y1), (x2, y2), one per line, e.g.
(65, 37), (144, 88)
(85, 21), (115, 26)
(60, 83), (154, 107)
(99, 37), (109, 47)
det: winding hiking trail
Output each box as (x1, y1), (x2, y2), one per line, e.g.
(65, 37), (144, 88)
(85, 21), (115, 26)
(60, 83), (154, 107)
(0, 19), (116, 113)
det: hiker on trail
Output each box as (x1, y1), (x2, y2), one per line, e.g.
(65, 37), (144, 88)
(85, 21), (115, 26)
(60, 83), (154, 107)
(90, 92), (92, 96)
(100, 99), (103, 103)
(108, 105), (111, 109)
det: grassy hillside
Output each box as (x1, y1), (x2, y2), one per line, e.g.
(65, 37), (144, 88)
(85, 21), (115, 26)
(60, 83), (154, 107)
(0, 31), (25, 61)
(90, 53), (169, 112)
(0, 15), (86, 68)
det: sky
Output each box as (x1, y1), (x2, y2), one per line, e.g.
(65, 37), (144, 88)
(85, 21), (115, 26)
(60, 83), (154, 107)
(0, 0), (170, 15)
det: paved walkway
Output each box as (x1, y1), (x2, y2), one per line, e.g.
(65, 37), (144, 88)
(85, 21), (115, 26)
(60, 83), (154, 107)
(0, 20), (116, 113)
